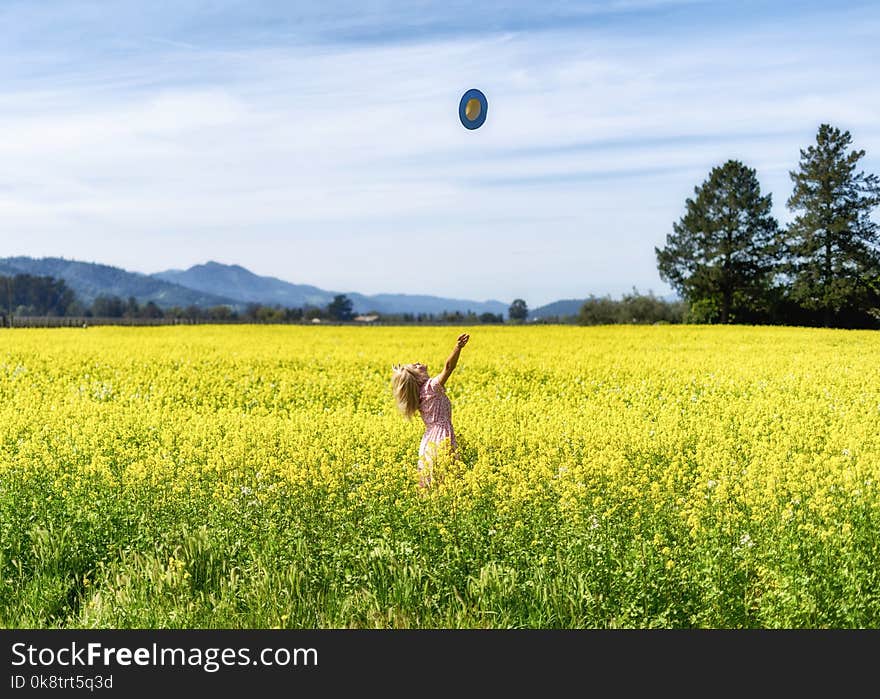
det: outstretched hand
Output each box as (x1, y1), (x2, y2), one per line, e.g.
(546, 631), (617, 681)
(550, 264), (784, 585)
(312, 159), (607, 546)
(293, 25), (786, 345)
(456, 333), (470, 349)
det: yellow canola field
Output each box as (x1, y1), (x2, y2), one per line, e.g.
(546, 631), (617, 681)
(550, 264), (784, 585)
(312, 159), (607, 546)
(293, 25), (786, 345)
(1, 324), (878, 628)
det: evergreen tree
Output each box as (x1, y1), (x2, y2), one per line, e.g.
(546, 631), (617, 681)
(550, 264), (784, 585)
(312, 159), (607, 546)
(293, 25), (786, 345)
(124, 296), (140, 318)
(0, 273), (76, 316)
(327, 294), (354, 321)
(508, 299), (528, 322)
(783, 123), (880, 326)
(92, 294), (126, 318)
(140, 301), (164, 319)
(656, 160), (779, 323)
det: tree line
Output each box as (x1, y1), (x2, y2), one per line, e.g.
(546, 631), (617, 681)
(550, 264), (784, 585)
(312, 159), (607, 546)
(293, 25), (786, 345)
(0, 282), (511, 326)
(656, 123), (880, 328)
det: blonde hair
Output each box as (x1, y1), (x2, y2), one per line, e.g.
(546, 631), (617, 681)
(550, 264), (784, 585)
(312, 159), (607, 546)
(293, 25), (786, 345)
(391, 363), (424, 420)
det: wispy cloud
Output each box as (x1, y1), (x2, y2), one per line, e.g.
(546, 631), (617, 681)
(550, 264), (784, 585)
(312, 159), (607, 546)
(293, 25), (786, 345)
(0, 1), (878, 306)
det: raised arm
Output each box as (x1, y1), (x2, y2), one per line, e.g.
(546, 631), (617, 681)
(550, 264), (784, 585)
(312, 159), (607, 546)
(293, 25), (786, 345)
(435, 333), (470, 388)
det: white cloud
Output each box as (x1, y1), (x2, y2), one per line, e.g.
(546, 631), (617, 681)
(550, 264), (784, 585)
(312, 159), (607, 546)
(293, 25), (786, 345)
(1, 2), (878, 306)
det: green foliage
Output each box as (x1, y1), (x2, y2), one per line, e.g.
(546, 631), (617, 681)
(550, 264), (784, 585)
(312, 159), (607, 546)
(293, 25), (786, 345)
(327, 294), (355, 321)
(783, 123), (880, 326)
(508, 299), (528, 322)
(0, 273), (76, 317)
(242, 303), (301, 323)
(578, 289), (687, 326)
(656, 125), (880, 328)
(656, 160), (779, 324)
(91, 294), (126, 317)
(303, 306), (324, 321)
(684, 297), (721, 324)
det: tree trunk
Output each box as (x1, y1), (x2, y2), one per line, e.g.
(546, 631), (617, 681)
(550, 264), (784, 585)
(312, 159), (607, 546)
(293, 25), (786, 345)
(824, 237), (832, 327)
(722, 241), (732, 324)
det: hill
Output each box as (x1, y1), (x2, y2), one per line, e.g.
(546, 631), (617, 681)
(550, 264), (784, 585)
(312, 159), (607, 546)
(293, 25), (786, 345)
(0, 257), (242, 310)
(528, 298), (585, 320)
(0, 257), (510, 317)
(152, 261), (510, 317)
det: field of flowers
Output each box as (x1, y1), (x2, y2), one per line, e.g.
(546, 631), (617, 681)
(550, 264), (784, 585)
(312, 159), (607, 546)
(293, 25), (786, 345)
(1, 324), (878, 628)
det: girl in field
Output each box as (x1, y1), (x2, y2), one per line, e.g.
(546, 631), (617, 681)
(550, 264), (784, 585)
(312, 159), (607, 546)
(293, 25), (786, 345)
(391, 333), (470, 487)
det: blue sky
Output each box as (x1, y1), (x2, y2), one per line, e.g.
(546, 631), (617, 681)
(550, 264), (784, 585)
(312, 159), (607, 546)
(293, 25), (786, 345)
(1, 0), (878, 308)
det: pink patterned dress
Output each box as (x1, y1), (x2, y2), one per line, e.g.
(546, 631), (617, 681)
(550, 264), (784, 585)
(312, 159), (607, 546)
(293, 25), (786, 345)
(418, 375), (458, 473)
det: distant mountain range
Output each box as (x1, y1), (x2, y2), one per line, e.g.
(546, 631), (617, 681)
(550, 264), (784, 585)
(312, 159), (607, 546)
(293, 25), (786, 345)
(152, 261), (511, 317)
(0, 256), (675, 319)
(0, 256), (518, 318)
(528, 298), (588, 319)
(0, 257), (239, 309)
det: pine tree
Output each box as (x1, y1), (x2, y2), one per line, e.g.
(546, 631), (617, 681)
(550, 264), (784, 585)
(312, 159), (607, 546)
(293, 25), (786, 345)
(327, 294), (354, 321)
(656, 160), (779, 323)
(784, 123), (880, 326)
(508, 299), (528, 322)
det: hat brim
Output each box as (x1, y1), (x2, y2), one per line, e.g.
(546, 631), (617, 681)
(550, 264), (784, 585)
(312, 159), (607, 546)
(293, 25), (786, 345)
(459, 89), (488, 130)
